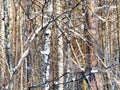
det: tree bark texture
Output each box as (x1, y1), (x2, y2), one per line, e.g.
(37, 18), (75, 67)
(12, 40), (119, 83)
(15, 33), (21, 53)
(86, 0), (103, 90)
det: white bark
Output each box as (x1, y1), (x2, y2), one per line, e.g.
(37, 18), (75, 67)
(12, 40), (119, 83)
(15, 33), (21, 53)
(42, 1), (53, 90)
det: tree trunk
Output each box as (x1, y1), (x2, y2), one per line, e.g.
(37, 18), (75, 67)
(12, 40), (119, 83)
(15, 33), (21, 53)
(19, 3), (24, 90)
(55, 0), (64, 89)
(86, 0), (102, 89)
(42, 1), (53, 90)
(65, 0), (72, 89)
(3, 0), (13, 71)
(0, 2), (6, 88)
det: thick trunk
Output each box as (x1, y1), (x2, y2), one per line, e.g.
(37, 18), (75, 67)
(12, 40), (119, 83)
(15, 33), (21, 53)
(42, 1), (53, 90)
(86, 0), (102, 89)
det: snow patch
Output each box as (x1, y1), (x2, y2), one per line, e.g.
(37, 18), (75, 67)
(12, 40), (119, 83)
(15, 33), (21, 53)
(41, 50), (50, 55)
(91, 70), (98, 73)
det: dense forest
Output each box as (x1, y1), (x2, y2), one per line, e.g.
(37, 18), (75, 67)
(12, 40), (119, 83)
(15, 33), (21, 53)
(0, 0), (120, 90)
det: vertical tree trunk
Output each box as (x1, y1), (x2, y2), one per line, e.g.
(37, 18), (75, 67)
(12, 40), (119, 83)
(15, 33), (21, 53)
(115, 0), (120, 75)
(0, 2), (7, 89)
(86, 0), (102, 90)
(9, 1), (14, 89)
(65, 0), (72, 89)
(13, 0), (18, 89)
(3, 0), (13, 71)
(20, 2), (24, 89)
(42, 1), (53, 90)
(55, 0), (64, 89)
(25, 0), (32, 89)
(115, 0), (120, 67)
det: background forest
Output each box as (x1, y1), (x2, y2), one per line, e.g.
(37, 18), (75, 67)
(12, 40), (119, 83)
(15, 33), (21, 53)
(0, 0), (120, 90)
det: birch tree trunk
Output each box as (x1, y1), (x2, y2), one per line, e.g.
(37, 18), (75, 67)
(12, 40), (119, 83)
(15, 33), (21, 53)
(65, 0), (72, 89)
(42, 1), (53, 90)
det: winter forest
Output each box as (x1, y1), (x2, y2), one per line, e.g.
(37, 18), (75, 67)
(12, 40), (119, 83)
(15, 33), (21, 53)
(0, 0), (120, 90)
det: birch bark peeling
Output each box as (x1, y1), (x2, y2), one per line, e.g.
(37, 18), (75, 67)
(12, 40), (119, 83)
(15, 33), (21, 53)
(86, 0), (102, 90)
